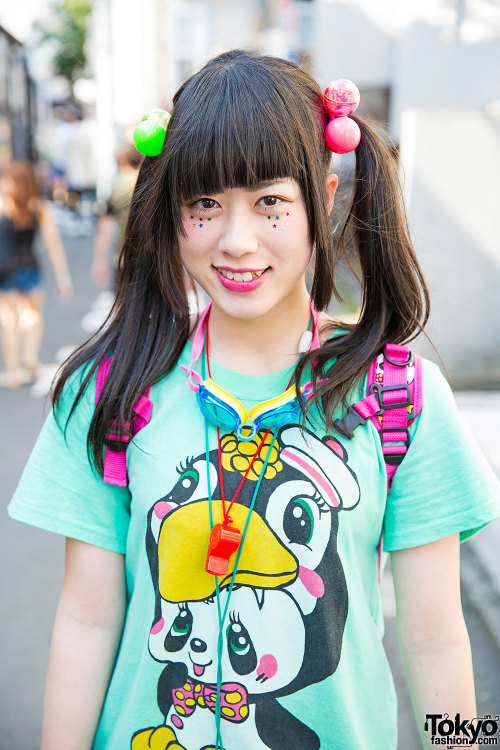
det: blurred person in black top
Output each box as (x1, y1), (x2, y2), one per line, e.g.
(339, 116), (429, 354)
(0, 161), (72, 388)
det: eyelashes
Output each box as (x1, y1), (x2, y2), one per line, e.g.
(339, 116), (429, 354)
(185, 198), (292, 228)
(187, 196), (289, 213)
(259, 196), (281, 208)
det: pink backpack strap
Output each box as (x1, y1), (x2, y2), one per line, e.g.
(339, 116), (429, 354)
(333, 343), (423, 584)
(95, 357), (153, 487)
(368, 344), (421, 489)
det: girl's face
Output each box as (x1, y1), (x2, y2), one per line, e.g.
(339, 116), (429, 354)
(178, 178), (326, 321)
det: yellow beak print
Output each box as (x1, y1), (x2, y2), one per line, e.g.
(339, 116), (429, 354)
(157, 500), (297, 602)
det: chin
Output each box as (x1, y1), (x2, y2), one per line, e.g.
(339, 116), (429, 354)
(212, 295), (275, 321)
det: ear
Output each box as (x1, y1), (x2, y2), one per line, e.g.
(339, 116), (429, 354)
(325, 173), (338, 215)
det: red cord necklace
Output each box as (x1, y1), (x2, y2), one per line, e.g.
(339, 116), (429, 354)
(204, 313), (296, 576)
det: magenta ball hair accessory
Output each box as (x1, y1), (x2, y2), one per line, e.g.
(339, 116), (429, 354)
(323, 79), (361, 154)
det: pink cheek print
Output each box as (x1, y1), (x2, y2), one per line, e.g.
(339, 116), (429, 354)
(150, 617), (165, 635)
(298, 565), (325, 599)
(171, 715), (183, 729)
(154, 501), (173, 519)
(256, 653), (278, 683)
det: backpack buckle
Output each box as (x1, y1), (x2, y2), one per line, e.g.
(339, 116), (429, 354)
(383, 344), (412, 367)
(381, 427), (410, 465)
(369, 382), (411, 411)
(333, 405), (368, 437)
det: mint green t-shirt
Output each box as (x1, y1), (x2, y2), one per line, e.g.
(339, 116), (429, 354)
(8, 343), (500, 750)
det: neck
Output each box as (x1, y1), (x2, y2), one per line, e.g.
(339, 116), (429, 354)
(206, 288), (312, 375)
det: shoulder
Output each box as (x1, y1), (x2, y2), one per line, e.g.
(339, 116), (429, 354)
(400, 354), (460, 446)
(54, 359), (98, 425)
(417, 356), (454, 411)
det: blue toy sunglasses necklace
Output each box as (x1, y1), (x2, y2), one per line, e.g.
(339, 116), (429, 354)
(181, 300), (321, 441)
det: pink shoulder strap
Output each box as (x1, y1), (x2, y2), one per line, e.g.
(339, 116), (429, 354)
(333, 343), (423, 585)
(95, 357), (153, 487)
(367, 343), (422, 490)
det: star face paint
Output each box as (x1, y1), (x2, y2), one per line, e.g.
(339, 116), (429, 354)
(190, 215), (213, 228)
(269, 212), (291, 228)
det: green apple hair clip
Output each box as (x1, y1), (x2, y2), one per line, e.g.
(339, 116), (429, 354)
(133, 109), (171, 157)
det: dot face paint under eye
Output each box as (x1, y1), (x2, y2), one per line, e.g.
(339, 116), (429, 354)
(268, 211), (290, 228)
(189, 214), (212, 228)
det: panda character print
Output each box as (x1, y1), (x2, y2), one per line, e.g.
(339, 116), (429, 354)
(132, 425), (361, 750)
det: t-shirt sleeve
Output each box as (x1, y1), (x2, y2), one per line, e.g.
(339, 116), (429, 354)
(383, 358), (500, 551)
(7, 366), (131, 553)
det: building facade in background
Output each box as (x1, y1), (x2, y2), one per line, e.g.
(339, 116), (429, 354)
(311, 0), (500, 385)
(0, 24), (36, 167)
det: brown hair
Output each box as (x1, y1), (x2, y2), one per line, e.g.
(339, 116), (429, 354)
(1, 161), (40, 230)
(53, 49), (429, 473)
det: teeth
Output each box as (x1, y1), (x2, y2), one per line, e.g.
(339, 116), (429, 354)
(218, 268), (266, 280)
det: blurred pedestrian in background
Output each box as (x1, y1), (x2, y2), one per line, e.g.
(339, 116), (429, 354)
(0, 161), (73, 389)
(49, 104), (72, 205)
(92, 144), (143, 287)
(64, 104), (97, 237)
(90, 143), (201, 327)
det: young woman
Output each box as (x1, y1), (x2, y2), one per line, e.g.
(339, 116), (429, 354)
(8, 50), (500, 750)
(0, 161), (72, 387)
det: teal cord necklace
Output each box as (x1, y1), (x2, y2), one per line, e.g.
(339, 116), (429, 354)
(201, 340), (277, 750)
(200, 311), (313, 750)
(204, 417), (276, 750)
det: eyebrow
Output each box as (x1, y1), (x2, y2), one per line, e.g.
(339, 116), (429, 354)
(187, 180), (293, 202)
(250, 180), (292, 192)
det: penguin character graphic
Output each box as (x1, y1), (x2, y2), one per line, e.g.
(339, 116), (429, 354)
(132, 425), (360, 750)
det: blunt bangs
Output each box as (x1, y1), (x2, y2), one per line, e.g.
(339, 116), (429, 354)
(164, 54), (327, 203)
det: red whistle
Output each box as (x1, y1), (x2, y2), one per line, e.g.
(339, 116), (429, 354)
(205, 519), (241, 576)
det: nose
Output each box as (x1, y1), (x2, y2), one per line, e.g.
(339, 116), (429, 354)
(218, 207), (259, 258)
(190, 637), (207, 653)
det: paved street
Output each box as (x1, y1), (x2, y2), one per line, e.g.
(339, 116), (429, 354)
(1, 216), (499, 749)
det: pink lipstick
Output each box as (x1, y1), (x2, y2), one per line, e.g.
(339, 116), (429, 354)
(215, 266), (268, 293)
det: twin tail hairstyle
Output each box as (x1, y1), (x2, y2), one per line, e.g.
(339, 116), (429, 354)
(53, 49), (430, 475)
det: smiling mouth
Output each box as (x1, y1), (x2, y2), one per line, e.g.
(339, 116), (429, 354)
(189, 654), (213, 677)
(215, 267), (268, 282)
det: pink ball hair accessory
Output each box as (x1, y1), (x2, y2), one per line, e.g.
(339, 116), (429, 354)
(323, 79), (361, 154)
